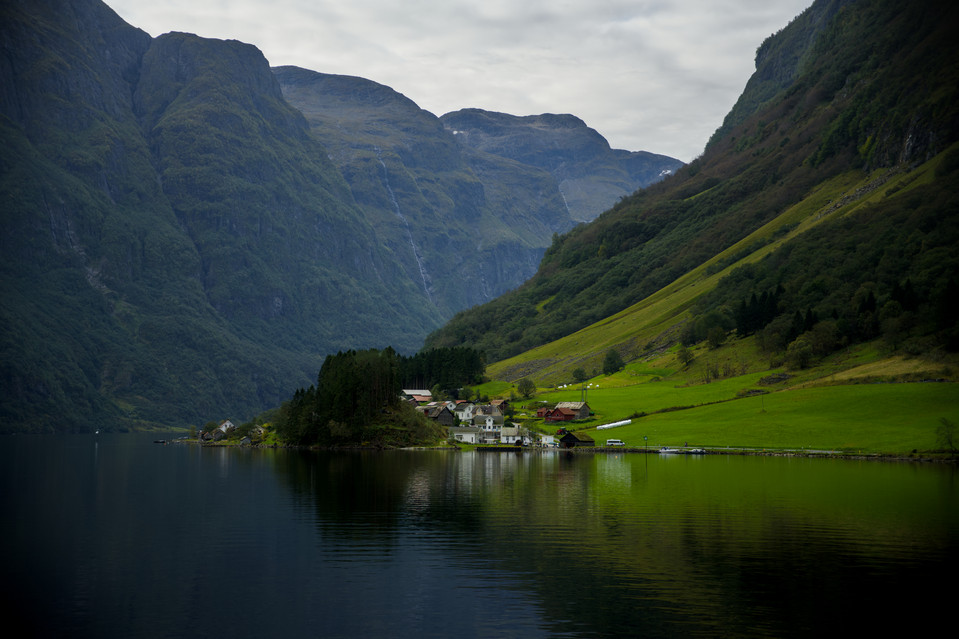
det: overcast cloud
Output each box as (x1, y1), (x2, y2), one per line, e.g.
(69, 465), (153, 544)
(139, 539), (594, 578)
(107, 0), (812, 162)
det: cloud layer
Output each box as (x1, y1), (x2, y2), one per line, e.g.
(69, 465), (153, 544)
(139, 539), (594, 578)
(108, 0), (812, 161)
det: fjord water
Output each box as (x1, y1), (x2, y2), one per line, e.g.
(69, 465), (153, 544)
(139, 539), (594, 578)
(4, 435), (956, 638)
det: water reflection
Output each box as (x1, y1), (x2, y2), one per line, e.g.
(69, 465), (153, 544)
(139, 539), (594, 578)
(4, 437), (956, 638)
(275, 449), (958, 637)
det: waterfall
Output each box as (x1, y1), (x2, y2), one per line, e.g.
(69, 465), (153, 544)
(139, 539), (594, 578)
(375, 147), (434, 305)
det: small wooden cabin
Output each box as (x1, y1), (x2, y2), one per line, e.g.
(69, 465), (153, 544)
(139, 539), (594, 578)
(560, 431), (595, 448)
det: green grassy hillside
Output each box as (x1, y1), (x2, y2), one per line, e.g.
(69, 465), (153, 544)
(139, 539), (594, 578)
(438, 0), (959, 454)
(425, 0), (959, 368)
(488, 149), (958, 385)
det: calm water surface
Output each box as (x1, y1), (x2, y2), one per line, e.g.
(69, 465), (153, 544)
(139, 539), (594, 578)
(3, 434), (956, 637)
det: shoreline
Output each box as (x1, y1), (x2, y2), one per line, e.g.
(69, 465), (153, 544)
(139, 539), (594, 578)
(165, 438), (957, 462)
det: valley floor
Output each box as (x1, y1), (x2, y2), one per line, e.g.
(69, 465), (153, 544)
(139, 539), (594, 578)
(488, 339), (959, 456)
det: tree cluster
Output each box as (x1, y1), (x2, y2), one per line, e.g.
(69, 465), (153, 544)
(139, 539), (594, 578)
(278, 348), (403, 445)
(603, 349), (625, 375)
(276, 346), (486, 446)
(734, 286), (783, 336)
(397, 346), (485, 396)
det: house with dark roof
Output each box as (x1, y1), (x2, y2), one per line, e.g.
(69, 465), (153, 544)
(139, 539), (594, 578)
(417, 405), (455, 426)
(473, 413), (502, 444)
(560, 431), (595, 448)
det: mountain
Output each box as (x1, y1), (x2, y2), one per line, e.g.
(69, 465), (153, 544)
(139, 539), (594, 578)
(425, 0), (959, 380)
(273, 67), (574, 315)
(440, 109), (684, 222)
(1, 0), (441, 432)
(273, 69), (682, 313)
(0, 0), (679, 433)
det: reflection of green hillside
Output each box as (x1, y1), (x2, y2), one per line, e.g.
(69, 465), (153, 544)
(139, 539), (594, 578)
(273, 450), (956, 636)
(434, 452), (956, 635)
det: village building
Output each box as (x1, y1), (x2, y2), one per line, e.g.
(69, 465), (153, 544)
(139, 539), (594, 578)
(539, 434), (557, 448)
(544, 406), (578, 423)
(490, 398), (511, 415)
(500, 425), (532, 445)
(402, 389), (433, 404)
(448, 426), (481, 444)
(476, 403), (504, 418)
(417, 405), (455, 426)
(555, 402), (591, 420)
(560, 431), (595, 448)
(473, 413), (502, 444)
(454, 402), (476, 423)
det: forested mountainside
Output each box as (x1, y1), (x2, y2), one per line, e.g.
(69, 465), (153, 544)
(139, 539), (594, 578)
(439, 109), (684, 222)
(1, 0), (424, 432)
(425, 0), (959, 373)
(0, 0), (675, 433)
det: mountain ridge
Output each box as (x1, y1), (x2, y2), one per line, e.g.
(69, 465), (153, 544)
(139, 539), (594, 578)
(440, 108), (683, 222)
(0, 0), (680, 432)
(425, 0), (959, 379)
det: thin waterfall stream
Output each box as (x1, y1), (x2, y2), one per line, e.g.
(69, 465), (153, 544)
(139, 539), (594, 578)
(375, 147), (434, 305)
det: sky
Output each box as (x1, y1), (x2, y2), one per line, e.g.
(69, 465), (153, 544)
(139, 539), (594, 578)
(107, 0), (813, 162)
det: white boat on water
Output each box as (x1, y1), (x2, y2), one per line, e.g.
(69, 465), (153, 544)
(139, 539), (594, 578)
(659, 447), (706, 455)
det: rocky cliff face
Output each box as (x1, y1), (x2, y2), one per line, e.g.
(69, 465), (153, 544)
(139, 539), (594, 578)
(440, 109), (684, 222)
(274, 67), (576, 316)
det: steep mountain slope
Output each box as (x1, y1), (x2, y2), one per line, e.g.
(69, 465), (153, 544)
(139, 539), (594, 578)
(0, 0), (431, 432)
(440, 109), (684, 222)
(425, 0), (959, 377)
(273, 67), (575, 314)
(1, 0), (675, 433)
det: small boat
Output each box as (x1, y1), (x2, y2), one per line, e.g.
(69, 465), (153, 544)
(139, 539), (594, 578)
(660, 447), (706, 455)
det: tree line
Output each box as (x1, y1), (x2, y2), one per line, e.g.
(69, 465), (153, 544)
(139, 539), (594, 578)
(275, 346), (484, 446)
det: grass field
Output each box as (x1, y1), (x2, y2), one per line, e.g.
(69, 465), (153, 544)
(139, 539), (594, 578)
(593, 383), (959, 453)
(500, 341), (959, 455)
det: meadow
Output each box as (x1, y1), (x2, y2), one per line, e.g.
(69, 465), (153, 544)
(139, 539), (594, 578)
(496, 341), (959, 455)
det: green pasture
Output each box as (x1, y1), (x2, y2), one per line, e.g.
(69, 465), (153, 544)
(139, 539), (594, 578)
(499, 334), (959, 454)
(472, 380), (515, 399)
(528, 371), (770, 421)
(580, 383), (959, 454)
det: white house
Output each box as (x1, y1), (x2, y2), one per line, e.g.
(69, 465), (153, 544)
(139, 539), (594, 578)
(473, 414), (501, 444)
(500, 425), (532, 445)
(448, 426), (481, 444)
(454, 402), (476, 423)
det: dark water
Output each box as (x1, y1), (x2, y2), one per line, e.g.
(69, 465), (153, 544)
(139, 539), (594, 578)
(2, 434), (956, 638)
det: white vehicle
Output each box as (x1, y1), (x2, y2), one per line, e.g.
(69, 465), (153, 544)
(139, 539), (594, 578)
(606, 439), (626, 447)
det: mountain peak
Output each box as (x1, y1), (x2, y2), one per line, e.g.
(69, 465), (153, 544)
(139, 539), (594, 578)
(440, 108), (682, 221)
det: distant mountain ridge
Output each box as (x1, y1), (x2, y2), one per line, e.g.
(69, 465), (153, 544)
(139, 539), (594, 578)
(274, 66), (574, 315)
(0, 0), (680, 432)
(441, 109), (683, 222)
